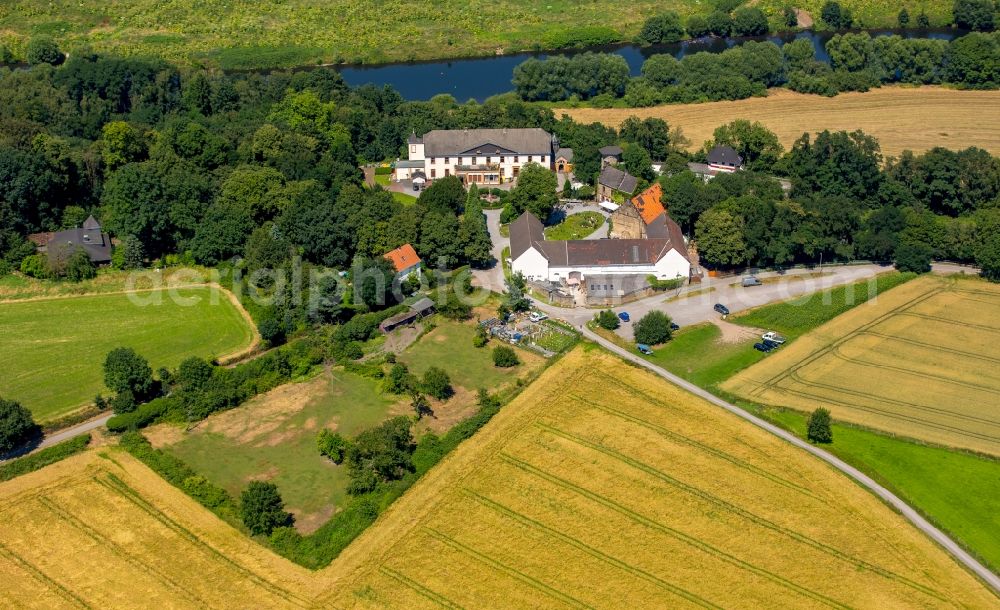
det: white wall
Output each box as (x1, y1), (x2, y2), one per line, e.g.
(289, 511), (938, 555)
(545, 249), (689, 282)
(511, 247), (549, 282)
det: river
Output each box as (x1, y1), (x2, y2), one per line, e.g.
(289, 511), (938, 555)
(335, 29), (961, 102)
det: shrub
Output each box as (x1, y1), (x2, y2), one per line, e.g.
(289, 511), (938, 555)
(647, 276), (684, 291)
(383, 363), (416, 394)
(343, 341), (364, 360)
(103, 347), (154, 399)
(492, 345), (520, 367)
(19, 254), (49, 279)
(317, 429), (350, 464)
(473, 324), (489, 347)
(345, 416), (415, 493)
(106, 397), (176, 433)
(437, 294), (472, 320)
(25, 36), (64, 65)
(0, 434), (90, 482)
(807, 408), (833, 443)
(421, 367), (453, 400)
(240, 481), (294, 536)
(634, 311), (674, 345)
(596, 309), (620, 330)
(638, 12), (685, 45)
(0, 398), (38, 454)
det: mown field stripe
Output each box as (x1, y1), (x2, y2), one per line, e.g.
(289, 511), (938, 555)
(464, 490), (722, 609)
(566, 393), (817, 498)
(0, 539), (92, 609)
(423, 527), (595, 610)
(499, 454), (853, 610)
(95, 473), (311, 607)
(379, 566), (467, 610)
(38, 496), (209, 608)
(537, 424), (948, 602)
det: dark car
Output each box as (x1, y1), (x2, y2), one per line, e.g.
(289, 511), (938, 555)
(762, 339), (780, 350)
(618, 311), (630, 323)
(753, 342), (770, 352)
(714, 303), (730, 316)
(670, 322), (680, 331)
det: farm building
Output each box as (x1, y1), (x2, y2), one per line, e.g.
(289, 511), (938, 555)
(609, 183), (670, 240)
(509, 211), (689, 284)
(383, 243), (422, 280)
(554, 148), (574, 173)
(379, 296), (437, 333)
(599, 145), (623, 168)
(597, 166), (638, 203)
(394, 128), (555, 185)
(28, 215), (113, 265)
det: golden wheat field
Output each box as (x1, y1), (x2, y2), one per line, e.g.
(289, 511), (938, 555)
(558, 87), (1000, 158)
(724, 275), (1000, 457)
(323, 347), (997, 609)
(0, 451), (325, 609)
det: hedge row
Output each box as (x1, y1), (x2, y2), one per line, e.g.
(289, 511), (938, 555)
(0, 434), (91, 482)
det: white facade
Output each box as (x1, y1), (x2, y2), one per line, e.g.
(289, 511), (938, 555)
(397, 129), (553, 185)
(512, 246), (690, 283)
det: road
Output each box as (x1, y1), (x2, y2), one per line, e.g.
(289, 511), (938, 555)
(577, 324), (1000, 595)
(37, 414), (111, 449)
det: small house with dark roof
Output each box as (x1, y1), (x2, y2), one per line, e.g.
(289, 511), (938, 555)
(383, 243), (422, 280)
(706, 145), (743, 173)
(28, 215), (113, 265)
(509, 211), (689, 284)
(597, 166), (639, 203)
(599, 145), (623, 169)
(554, 148), (574, 173)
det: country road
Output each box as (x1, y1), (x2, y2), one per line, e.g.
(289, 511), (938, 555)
(576, 324), (1000, 595)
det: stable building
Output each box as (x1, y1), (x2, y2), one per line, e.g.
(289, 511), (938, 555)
(508, 211), (690, 284)
(394, 128), (554, 186)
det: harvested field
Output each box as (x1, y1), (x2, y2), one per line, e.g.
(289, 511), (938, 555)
(0, 450), (323, 608)
(558, 87), (1000, 158)
(724, 275), (1000, 456)
(322, 348), (998, 608)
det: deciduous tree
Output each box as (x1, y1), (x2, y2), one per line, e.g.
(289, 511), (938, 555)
(240, 481), (293, 535)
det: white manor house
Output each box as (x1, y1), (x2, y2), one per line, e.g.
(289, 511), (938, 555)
(394, 128), (554, 186)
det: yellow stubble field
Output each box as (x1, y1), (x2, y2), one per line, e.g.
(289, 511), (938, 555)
(2, 345), (998, 608)
(322, 347), (997, 608)
(558, 87), (1000, 158)
(724, 275), (1000, 456)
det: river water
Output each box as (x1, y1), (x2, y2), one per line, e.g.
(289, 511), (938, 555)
(336, 29), (961, 101)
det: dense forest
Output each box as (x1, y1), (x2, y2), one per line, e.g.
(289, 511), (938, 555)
(1, 43), (999, 327)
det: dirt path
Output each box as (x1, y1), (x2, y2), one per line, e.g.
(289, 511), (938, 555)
(712, 317), (763, 344)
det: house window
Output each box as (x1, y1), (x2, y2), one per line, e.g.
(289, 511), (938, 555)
(431, 169), (436, 178)
(514, 156), (519, 163)
(500, 155), (505, 162)
(445, 169), (450, 176)
(445, 157), (450, 163)
(410, 145), (415, 154)
(430, 157), (435, 164)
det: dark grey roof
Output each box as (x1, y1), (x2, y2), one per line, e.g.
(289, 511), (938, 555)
(687, 162), (712, 175)
(509, 211), (546, 260)
(407, 131), (422, 144)
(420, 128), (553, 157)
(598, 166), (638, 194)
(555, 147), (574, 162)
(412, 171), (427, 180)
(82, 215), (101, 231)
(707, 145), (742, 167)
(395, 159), (424, 168)
(48, 226), (112, 264)
(409, 297), (436, 314)
(599, 145), (623, 157)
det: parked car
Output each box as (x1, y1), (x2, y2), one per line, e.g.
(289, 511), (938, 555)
(412, 183), (420, 192)
(618, 311), (631, 323)
(762, 339), (781, 350)
(529, 312), (548, 322)
(742, 276), (762, 287)
(714, 303), (730, 316)
(637, 344), (653, 355)
(761, 331), (786, 344)
(670, 322), (680, 331)
(753, 342), (770, 352)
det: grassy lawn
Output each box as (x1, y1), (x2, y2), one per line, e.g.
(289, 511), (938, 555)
(732, 271), (913, 340)
(645, 323), (764, 389)
(765, 408), (1000, 573)
(160, 368), (403, 533)
(374, 174), (390, 186)
(544, 212), (604, 240)
(0, 287), (253, 421)
(400, 320), (542, 391)
(391, 191), (418, 206)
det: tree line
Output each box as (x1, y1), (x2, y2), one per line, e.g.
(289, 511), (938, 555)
(513, 31), (1000, 104)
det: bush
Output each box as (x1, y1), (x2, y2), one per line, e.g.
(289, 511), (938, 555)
(106, 397), (176, 433)
(732, 7), (769, 36)
(492, 345), (520, 367)
(421, 367), (453, 400)
(104, 347), (154, 399)
(343, 341), (364, 360)
(634, 311), (674, 345)
(240, 481), (294, 536)
(894, 239), (933, 273)
(383, 363), (416, 394)
(0, 434), (90, 482)
(20, 254), (49, 279)
(0, 397), (38, 454)
(317, 429), (350, 464)
(25, 36), (64, 65)
(596, 309), (620, 330)
(807, 408), (833, 443)
(647, 276), (685, 291)
(473, 324), (489, 347)
(638, 12), (685, 45)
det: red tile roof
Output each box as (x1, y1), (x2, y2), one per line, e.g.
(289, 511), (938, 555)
(384, 243), (422, 272)
(630, 183), (665, 226)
